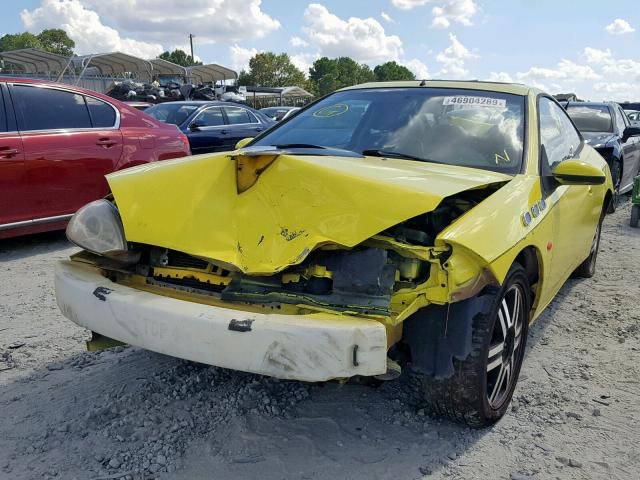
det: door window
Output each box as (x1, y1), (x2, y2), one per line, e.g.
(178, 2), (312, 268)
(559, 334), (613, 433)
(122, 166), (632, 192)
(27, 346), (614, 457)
(614, 106), (628, 131)
(539, 97), (581, 168)
(12, 85), (91, 131)
(0, 89), (6, 132)
(86, 96), (117, 128)
(193, 107), (224, 127)
(224, 107), (255, 125)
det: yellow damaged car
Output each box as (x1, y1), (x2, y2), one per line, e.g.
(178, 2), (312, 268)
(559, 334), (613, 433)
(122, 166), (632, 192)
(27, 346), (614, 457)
(55, 81), (612, 426)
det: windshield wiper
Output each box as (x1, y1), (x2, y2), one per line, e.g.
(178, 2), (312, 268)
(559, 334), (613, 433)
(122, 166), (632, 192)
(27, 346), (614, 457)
(274, 143), (327, 149)
(362, 149), (439, 163)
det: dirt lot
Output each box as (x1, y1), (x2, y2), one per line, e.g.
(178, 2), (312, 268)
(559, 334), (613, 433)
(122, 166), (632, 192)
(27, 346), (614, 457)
(1, 199), (639, 480)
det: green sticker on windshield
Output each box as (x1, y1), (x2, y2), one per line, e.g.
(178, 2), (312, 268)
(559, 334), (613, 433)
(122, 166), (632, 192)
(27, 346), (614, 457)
(313, 104), (349, 117)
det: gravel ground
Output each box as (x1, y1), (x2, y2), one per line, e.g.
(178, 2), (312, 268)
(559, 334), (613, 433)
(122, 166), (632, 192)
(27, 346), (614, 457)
(0, 198), (638, 480)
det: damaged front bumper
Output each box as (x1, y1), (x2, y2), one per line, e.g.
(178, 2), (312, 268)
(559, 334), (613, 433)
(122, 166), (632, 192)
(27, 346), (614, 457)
(55, 260), (388, 382)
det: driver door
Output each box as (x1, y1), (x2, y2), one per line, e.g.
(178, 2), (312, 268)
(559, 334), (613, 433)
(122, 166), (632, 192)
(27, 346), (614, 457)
(187, 106), (226, 154)
(539, 97), (594, 287)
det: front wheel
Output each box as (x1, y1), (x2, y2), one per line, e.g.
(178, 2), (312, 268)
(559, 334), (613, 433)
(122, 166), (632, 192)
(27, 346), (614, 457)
(572, 214), (603, 278)
(607, 161), (621, 214)
(420, 264), (530, 427)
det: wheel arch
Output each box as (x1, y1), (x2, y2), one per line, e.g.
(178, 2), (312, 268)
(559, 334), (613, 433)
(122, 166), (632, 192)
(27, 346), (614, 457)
(603, 188), (613, 214)
(513, 245), (543, 318)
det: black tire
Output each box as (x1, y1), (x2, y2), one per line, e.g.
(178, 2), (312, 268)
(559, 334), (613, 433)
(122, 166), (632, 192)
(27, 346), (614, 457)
(421, 264), (530, 428)
(572, 213), (603, 278)
(607, 161), (621, 214)
(631, 204), (640, 228)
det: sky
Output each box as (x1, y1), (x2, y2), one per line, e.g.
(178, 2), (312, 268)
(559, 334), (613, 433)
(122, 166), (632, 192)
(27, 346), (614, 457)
(2, 0), (640, 101)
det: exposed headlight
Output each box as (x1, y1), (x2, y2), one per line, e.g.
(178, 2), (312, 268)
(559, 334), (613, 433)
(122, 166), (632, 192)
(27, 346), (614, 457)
(66, 199), (127, 255)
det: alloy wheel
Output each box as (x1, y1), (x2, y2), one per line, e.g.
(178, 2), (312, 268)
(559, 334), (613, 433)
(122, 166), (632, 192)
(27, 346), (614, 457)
(486, 284), (526, 409)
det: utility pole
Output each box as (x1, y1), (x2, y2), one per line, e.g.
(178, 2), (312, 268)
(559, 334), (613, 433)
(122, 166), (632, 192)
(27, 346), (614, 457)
(189, 34), (195, 63)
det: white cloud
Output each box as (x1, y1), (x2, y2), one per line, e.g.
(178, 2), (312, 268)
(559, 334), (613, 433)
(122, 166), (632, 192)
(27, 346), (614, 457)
(431, 0), (478, 29)
(517, 59), (600, 82)
(582, 48), (640, 77)
(435, 33), (477, 77)
(290, 52), (317, 76)
(593, 82), (640, 100)
(21, 0), (163, 57)
(78, 0), (280, 45)
(381, 11), (395, 23)
(391, 0), (478, 28)
(605, 18), (635, 35)
(302, 4), (403, 62)
(229, 44), (260, 72)
(290, 36), (309, 48)
(391, 0), (430, 9)
(487, 71), (513, 83)
(402, 58), (430, 78)
(583, 47), (613, 64)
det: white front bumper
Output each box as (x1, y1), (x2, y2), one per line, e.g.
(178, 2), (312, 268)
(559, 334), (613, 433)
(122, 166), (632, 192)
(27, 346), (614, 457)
(54, 261), (388, 382)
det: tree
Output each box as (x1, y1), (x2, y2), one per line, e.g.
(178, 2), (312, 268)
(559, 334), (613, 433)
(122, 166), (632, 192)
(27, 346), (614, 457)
(37, 29), (75, 56)
(0, 29), (75, 57)
(309, 57), (375, 96)
(374, 61), (416, 81)
(238, 52), (308, 88)
(0, 32), (42, 52)
(159, 49), (202, 67)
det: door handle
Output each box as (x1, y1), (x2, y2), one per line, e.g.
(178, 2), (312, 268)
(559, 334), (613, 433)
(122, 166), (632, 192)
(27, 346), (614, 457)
(220, 130), (228, 135)
(96, 138), (117, 147)
(254, 127), (263, 132)
(0, 147), (19, 157)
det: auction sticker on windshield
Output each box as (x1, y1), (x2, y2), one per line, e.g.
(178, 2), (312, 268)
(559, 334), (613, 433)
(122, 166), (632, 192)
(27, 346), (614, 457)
(313, 104), (349, 117)
(443, 96), (507, 108)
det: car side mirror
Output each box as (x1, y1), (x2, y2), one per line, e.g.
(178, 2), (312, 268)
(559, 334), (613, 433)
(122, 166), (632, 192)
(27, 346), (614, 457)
(622, 125), (640, 141)
(235, 137), (254, 150)
(188, 121), (204, 131)
(552, 160), (606, 186)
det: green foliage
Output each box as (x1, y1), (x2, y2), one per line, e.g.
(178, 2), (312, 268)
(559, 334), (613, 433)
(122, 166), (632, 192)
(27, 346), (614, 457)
(37, 29), (75, 57)
(235, 52), (420, 97)
(0, 32), (42, 52)
(238, 52), (309, 89)
(159, 49), (202, 67)
(374, 61), (416, 81)
(309, 57), (376, 96)
(0, 29), (75, 57)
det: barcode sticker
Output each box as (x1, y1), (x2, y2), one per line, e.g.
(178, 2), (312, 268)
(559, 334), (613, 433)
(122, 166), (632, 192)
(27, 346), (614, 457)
(443, 96), (507, 108)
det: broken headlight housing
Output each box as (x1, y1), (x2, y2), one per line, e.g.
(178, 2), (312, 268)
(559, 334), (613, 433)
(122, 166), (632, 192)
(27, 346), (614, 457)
(66, 199), (127, 256)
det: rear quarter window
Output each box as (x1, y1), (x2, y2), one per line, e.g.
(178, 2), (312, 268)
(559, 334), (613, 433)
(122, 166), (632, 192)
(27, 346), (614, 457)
(86, 96), (116, 128)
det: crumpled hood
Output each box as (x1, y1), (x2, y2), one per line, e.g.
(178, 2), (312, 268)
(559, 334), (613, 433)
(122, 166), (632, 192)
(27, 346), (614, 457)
(107, 153), (510, 274)
(582, 131), (617, 148)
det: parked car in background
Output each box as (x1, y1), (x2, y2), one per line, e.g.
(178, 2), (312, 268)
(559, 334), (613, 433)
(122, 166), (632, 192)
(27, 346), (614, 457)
(56, 80), (612, 427)
(145, 101), (274, 154)
(260, 106), (299, 121)
(0, 78), (191, 240)
(565, 101), (640, 209)
(625, 110), (640, 126)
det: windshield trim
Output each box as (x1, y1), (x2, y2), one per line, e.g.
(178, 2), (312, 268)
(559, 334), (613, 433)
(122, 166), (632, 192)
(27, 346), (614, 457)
(249, 86), (529, 176)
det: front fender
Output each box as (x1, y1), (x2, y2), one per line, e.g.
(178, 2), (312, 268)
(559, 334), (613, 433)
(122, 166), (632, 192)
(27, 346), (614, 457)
(437, 175), (539, 284)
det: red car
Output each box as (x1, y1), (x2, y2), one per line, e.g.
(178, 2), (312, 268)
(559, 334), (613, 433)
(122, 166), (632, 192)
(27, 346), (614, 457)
(0, 78), (191, 239)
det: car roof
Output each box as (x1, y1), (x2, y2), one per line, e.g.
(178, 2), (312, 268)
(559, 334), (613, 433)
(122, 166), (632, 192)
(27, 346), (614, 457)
(150, 100), (252, 109)
(0, 76), (118, 100)
(340, 80), (537, 96)
(565, 101), (617, 109)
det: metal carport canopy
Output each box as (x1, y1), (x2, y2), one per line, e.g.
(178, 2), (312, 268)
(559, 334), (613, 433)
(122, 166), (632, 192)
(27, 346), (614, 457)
(188, 64), (238, 83)
(149, 58), (187, 77)
(0, 48), (69, 73)
(73, 52), (153, 80)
